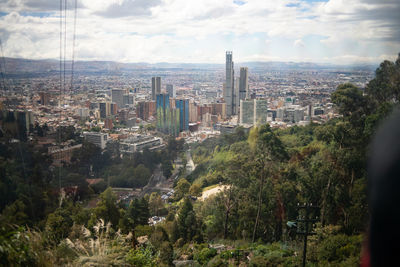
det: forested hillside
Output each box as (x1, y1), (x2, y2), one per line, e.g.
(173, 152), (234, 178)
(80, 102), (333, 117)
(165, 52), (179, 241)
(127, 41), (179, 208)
(1, 54), (399, 266)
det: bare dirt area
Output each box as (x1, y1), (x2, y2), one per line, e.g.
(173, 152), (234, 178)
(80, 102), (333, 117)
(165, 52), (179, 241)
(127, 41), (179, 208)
(199, 185), (230, 201)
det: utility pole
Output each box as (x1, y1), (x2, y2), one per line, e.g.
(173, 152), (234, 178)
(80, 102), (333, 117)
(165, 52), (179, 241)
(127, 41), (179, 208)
(296, 203), (319, 267)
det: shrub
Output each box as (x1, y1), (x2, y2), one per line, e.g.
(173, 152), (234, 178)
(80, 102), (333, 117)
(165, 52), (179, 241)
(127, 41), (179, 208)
(159, 241), (174, 265)
(250, 255), (269, 267)
(207, 255), (228, 267)
(317, 234), (362, 264)
(126, 246), (156, 267)
(194, 247), (217, 265)
(135, 225), (153, 237)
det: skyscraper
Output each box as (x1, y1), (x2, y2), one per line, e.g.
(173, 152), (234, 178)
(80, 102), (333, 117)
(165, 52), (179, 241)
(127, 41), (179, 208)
(156, 94), (181, 136)
(99, 102), (110, 118)
(166, 84), (175, 98)
(224, 51), (234, 116)
(156, 93), (170, 133)
(234, 77), (240, 115)
(175, 99), (189, 132)
(152, 77), (161, 100)
(112, 89), (124, 109)
(239, 67), (249, 100)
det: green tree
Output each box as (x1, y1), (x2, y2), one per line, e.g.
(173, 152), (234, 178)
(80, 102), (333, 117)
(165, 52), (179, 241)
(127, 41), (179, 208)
(121, 198), (150, 233)
(331, 83), (368, 121)
(248, 124), (288, 242)
(189, 183), (202, 197)
(176, 197), (201, 242)
(366, 54), (400, 103)
(159, 241), (174, 266)
(149, 192), (164, 216)
(175, 178), (190, 200)
(162, 159), (173, 178)
(45, 207), (74, 244)
(93, 187), (120, 228)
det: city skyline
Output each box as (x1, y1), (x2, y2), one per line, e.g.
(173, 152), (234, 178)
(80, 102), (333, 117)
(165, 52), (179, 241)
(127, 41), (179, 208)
(0, 0), (398, 65)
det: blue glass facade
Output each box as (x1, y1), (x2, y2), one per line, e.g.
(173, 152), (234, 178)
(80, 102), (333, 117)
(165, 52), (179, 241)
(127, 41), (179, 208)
(156, 94), (170, 133)
(175, 99), (189, 132)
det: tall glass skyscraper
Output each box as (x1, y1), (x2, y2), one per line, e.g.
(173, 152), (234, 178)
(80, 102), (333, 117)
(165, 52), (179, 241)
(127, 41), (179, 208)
(156, 93), (170, 133)
(224, 51), (235, 116)
(175, 99), (189, 132)
(156, 93), (183, 136)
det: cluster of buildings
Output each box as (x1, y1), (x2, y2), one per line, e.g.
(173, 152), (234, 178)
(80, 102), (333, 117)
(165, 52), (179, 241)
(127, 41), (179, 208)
(223, 52), (270, 127)
(0, 51), (374, 163)
(224, 51), (249, 116)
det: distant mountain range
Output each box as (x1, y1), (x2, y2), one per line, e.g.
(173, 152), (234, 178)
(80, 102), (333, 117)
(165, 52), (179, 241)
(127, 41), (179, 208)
(0, 57), (377, 74)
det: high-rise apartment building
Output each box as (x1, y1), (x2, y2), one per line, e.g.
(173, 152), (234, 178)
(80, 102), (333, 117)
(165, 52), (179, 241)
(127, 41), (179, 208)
(189, 101), (198, 122)
(152, 77), (161, 100)
(166, 84), (175, 98)
(111, 89), (124, 109)
(224, 51), (235, 116)
(99, 102), (109, 118)
(211, 103), (226, 119)
(137, 101), (156, 121)
(239, 67), (249, 100)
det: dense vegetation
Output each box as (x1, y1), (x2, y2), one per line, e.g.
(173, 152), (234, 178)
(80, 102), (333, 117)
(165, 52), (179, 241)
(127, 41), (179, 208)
(0, 54), (399, 266)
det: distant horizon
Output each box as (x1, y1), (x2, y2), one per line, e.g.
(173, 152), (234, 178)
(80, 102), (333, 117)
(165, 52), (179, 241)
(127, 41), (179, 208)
(2, 55), (384, 68)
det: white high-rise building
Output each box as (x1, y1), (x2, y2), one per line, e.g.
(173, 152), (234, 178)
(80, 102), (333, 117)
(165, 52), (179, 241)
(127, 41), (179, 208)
(83, 132), (109, 150)
(239, 99), (268, 126)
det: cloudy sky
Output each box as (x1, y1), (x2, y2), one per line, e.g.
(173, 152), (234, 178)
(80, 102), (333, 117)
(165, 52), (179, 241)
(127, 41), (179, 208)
(0, 0), (399, 64)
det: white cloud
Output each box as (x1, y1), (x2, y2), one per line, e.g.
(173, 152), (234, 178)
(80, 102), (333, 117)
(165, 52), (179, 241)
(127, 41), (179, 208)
(0, 0), (398, 64)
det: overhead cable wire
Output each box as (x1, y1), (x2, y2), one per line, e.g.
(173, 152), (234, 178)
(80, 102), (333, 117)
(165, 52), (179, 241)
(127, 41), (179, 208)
(0, 39), (8, 93)
(59, 0), (64, 191)
(70, 0), (78, 93)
